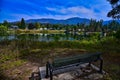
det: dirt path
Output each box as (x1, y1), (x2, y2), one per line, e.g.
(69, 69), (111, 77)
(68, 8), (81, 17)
(5, 62), (39, 80)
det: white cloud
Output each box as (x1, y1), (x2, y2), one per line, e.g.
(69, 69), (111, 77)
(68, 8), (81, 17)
(9, 5), (111, 22)
(88, 3), (112, 20)
(46, 6), (97, 19)
(46, 7), (57, 11)
(65, 6), (93, 14)
(46, 6), (94, 14)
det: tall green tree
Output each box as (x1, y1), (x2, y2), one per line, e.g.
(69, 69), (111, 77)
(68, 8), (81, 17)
(20, 18), (26, 29)
(107, 0), (120, 19)
(89, 19), (97, 31)
(16, 22), (21, 28)
(108, 20), (120, 30)
(53, 24), (59, 30)
(46, 23), (50, 29)
(35, 22), (41, 29)
(96, 20), (103, 32)
(28, 23), (35, 29)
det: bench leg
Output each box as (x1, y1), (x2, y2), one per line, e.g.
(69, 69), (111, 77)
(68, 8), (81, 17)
(29, 73), (34, 80)
(50, 69), (53, 80)
(45, 62), (49, 78)
(38, 72), (41, 80)
(29, 72), (40, 80)
(99, 58), (103, 73)
(88, 62), (91, 67)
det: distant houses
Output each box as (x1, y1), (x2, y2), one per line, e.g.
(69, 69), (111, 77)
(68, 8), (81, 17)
(39, 28), (47, 30)
(9, 25), (19, 30)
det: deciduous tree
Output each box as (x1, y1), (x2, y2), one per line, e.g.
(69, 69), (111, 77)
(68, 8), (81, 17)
(35, 22), (41, 29)
(0, 25), (8, 35)
(28, 23), (35, 29)
(107, 0), (120, 19)
(3, 20), (10, 28)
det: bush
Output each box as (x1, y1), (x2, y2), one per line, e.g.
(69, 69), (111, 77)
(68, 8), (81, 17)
(0, 25), (8, 35)
(115, 30), (120, 39)
(88, 32), (100, 40)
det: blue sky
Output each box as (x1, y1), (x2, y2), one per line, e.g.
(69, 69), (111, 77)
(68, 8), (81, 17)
(0, 0), (112, 22)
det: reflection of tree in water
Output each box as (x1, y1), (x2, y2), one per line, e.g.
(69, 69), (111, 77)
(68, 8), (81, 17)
(16, 34), (40, 41)
(0, 33), (89, 42)
(29, 34), (35, 41)
(65, 33), (69, 40)
(16, 34), (26, 40)
(65, 33), (84, 41)
(0, 32), (12, 41)
(0, 35), (8, 41)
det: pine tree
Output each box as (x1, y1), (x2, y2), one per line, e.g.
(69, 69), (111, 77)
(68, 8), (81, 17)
(20, 18), (26, 29)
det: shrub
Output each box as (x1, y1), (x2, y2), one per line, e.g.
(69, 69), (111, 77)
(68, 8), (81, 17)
(115, 29), (120, 39)
(0, 25), (8, 35)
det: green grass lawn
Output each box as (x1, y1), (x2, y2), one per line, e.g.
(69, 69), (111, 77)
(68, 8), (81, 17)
(14, 29), (65, 34)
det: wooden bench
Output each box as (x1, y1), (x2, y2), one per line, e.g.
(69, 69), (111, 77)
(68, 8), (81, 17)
(45, 52), (103, 80)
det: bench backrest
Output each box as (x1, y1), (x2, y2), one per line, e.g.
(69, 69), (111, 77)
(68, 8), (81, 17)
(52, 52), (101, 68)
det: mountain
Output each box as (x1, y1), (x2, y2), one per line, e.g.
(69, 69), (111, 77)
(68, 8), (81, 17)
(13, 17), (120, 25)
(103, 20), (120, 25)
(25, 17), (90, 24)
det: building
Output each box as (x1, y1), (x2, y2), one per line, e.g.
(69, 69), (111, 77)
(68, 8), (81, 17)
(9, 25), (19, 30)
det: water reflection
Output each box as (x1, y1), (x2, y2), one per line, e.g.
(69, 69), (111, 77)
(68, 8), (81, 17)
(0, 33), (88, 41)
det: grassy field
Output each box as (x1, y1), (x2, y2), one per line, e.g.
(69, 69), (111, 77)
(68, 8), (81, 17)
(0, 37), (120, 80)
(14, 29), (65, 34)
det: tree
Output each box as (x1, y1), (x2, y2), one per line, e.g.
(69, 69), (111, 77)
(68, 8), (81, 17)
(41, 24), (45, 30)
(16, 22), (21, 28)
(0, 25), (8, 35)
(52, 24), (59, 30)
(96, 20), (103, 32)
(3, 20), (10, 28)
(107, 0), (120, 19)
(108, 20), (120, 30)
(35, 22), (41, 29)
(115, 29), (120, 39)
(20, 18), (26, 29)
(89, 19), (97, 31)
(46, 23), (50, 29)
(28, 23), (35, 29)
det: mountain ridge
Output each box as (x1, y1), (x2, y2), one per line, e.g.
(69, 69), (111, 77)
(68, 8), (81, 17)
(14, 17), (120, 24)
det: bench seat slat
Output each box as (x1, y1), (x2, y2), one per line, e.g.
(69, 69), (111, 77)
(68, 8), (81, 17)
(52, 53), (101, 68)
(54, 52), (101, 62)
(45, 52), (103, 80)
